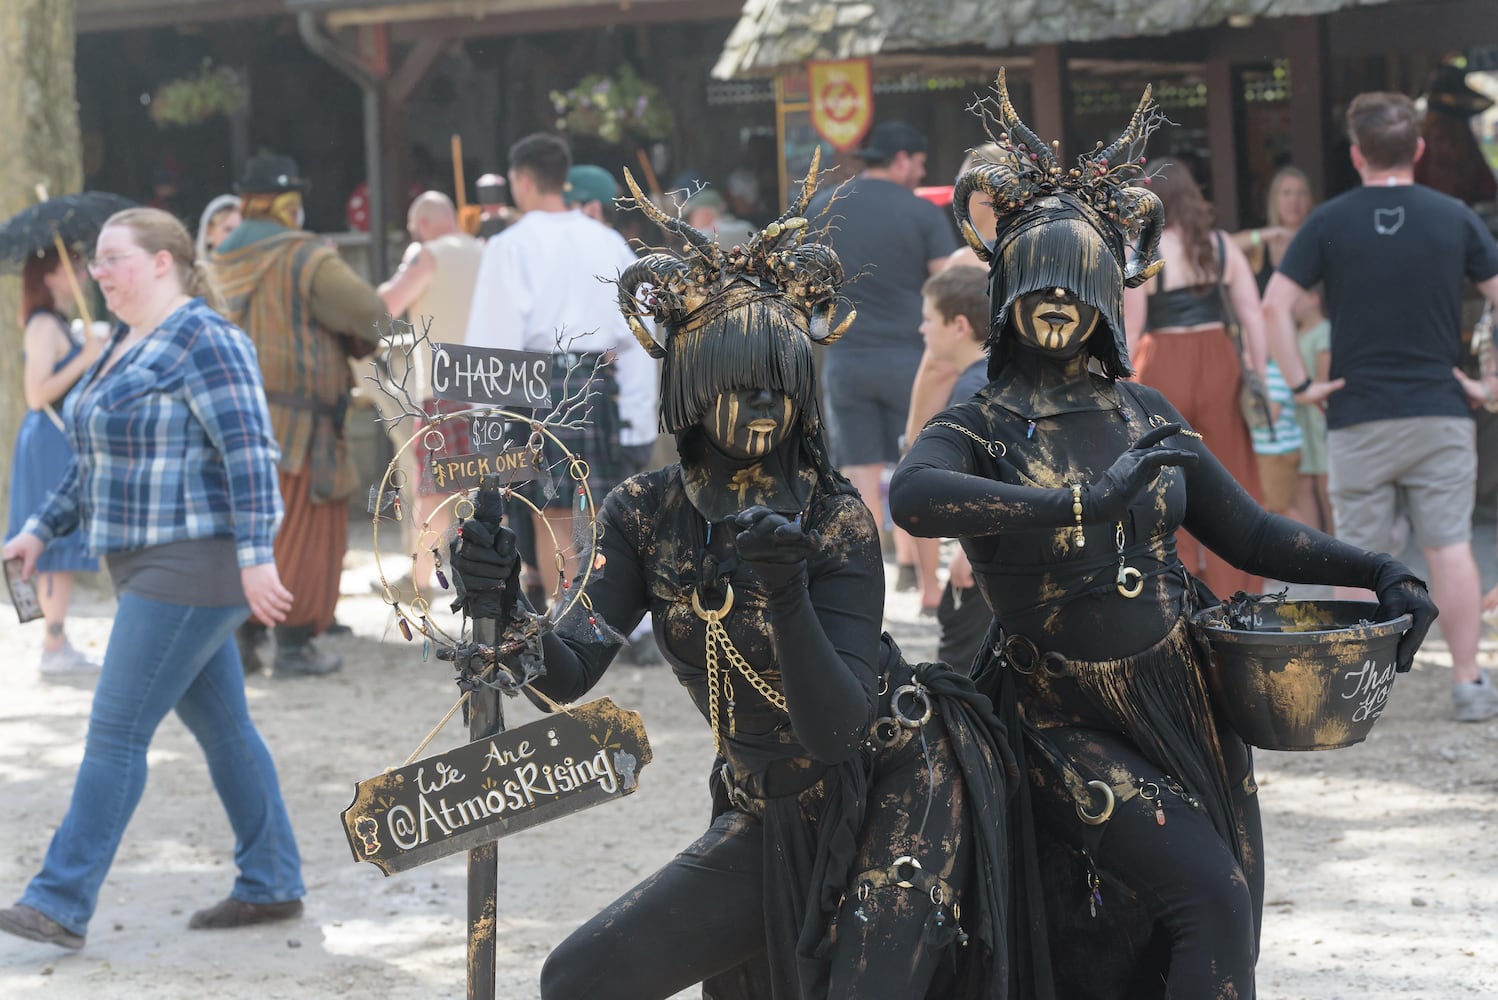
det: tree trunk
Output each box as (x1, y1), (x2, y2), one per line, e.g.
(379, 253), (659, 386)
(0, 0), (81, 516)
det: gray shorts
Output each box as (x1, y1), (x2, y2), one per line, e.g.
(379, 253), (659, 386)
(1327, 416), (1476, 551)
(823, 350), (920, 467)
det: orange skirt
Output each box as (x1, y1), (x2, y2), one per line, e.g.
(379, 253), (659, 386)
(1133, 327), (1263, 599)
(254, 461), (346, 633)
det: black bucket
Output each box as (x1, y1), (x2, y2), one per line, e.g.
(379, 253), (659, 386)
(1189, 600), (1412, 751)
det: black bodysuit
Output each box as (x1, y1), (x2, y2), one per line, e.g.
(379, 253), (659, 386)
(527, 466), (1008, 1000)
(891, 347), (1390, 1000)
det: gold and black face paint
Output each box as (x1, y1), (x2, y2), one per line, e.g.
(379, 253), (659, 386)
(1008, 287), (1101, 357)
(704, 390), (798, 459)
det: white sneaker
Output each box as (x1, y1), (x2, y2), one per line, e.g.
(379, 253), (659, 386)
(1452, 670), (1498, 723)
(39, 641), (101, 678)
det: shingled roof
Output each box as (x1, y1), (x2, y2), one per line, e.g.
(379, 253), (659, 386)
(712, 0), (1402, 78)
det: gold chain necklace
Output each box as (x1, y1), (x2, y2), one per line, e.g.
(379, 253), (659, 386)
(692, 583), (789, 755)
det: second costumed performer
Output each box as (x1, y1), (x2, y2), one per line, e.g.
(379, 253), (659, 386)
(889, 74), (1437, 999)
(446, 160), (1012, 999)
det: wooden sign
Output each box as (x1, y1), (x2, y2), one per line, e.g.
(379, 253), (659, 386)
(429, 447), (542, 492)
(342, 698), (652, 875)
(430, 342), (552, 408)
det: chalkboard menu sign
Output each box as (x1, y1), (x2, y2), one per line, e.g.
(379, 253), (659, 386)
(428, 447), (542, 492)
(341, 698), (652, 874)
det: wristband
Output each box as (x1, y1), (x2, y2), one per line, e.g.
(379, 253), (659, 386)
(1289, 376), (1313, 395)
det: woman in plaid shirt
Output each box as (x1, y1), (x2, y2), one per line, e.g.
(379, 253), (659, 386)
(0, 208), (306, 950)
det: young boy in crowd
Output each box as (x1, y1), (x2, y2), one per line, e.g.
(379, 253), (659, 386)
(916, 265), (992, 668)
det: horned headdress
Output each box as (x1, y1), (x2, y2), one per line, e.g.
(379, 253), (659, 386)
(616, 150), (853, 434)
(955, 69), (1167, 378)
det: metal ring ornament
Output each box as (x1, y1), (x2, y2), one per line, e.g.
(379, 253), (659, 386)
(1040, 650), (1070, 678)
(893, 856), (923, 889)
(1116, 565), (1144, 598)
(891, 684), (933, 728)
(453, 497), (476, 520)
(691, 582), (735, 621)
(869, 717), (902, 749)
(1077, 780), (1116, 825)
(421, 427), (446, 453)
(1001, 633), (1040, 675)
(387, 467), (408, 489)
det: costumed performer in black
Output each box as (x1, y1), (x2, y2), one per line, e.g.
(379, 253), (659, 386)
(446, 153), (1011, 1000)
(889, 72), (1437, 1000)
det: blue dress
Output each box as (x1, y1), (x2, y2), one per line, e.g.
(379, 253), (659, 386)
(7, 311), (99, 574)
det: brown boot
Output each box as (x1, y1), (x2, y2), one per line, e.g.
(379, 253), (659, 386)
(0, 904), (84, 950)
(188, 896), (303, 930)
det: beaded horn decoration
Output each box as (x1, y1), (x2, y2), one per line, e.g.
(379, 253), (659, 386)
(616, 150), (852, 434)
(954, 69), (1168, 379)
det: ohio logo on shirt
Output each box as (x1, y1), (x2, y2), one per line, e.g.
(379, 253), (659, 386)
(1373, 207), (1405, 236)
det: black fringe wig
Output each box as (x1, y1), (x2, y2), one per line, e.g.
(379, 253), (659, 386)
(986, 200), (1131, 381)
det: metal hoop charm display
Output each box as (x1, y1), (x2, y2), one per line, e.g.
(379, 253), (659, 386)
(369, 404), (601, 654)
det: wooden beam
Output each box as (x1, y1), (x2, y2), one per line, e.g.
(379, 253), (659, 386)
(1029, 44), (1071, 161)
(78, 0), (284, 34)
(389, 36), (447, 105)
(1283, 15), (1329, 200)
(1204, 59), (1241, 231)
(390, 0), (743, 43)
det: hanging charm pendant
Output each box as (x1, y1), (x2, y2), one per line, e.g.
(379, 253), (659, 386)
(1114, 522), (1142, 597)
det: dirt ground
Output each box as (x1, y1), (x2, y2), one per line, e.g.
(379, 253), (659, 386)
(3, 526), (1497, 999)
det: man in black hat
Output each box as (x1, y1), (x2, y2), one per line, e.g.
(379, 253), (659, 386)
(213, 153), (386, 677)
(806, 121), (957, 612)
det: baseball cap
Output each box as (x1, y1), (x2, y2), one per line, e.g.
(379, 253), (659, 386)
(855, 121), (928, 164)
(564, 165), (619, 206)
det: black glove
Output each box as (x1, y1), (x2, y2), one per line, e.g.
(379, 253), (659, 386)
(448, 516), (521, 620)
(1370, 556), (1437, 673)
(1084, 422), (1199, 524)
(733, 506), (820, 592)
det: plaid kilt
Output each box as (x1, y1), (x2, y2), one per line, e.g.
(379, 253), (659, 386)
(522, 353), (624, 511)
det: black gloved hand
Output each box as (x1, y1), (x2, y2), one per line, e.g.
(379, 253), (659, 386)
(733, 506), (820, 593)
(448, 516), (521, 620)
(1084, 422), (1199, 524)
(1370, 556), (1438, 673)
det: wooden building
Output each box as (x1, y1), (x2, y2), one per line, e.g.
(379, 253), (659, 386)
(713, 0), (1498, 229)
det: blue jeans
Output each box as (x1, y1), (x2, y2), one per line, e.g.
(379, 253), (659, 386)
(20, 595), (304, 935)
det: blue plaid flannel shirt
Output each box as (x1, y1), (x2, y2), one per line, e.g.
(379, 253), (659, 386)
(23, 298), (283, 568)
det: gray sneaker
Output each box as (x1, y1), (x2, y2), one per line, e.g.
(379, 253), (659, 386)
(39, 641), (101, 678)
(1452, 671), (1498, 723)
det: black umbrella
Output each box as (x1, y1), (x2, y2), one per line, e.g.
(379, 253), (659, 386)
(0, 191), (135, 275)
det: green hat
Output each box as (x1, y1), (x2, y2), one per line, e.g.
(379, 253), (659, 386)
(564, 165), (619, 206)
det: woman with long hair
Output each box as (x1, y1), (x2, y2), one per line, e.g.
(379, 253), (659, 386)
(446, 164), (1010, 1000)
(1124, 164), (1267, 599)
(0, 208), (306, 950)
(1237, 166), (1333, 533)
(7, 247), (104, 674)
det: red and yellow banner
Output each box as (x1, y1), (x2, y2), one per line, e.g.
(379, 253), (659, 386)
(807, 59), (873, 152)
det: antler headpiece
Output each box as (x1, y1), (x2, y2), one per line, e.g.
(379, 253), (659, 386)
(954, 69), (1167, 378)
(616, 150), (854, 434)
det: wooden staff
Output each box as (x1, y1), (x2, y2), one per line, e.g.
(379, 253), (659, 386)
(634, 148), (663, 198)
(453, 134), (482, 236)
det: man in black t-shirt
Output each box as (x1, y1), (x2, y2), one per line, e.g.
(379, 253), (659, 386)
(807, 121), (958, 610)
(1264, 90), (1498, 722)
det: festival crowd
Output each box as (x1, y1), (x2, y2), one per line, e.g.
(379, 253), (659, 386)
(3, 57), (1497, 1000)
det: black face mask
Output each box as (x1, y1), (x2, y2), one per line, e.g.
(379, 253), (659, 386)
(1007, 287), (1102, 358)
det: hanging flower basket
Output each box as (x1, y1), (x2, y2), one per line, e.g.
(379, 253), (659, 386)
(549, 65), (673, 146)
(148, 62), (248, 129)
